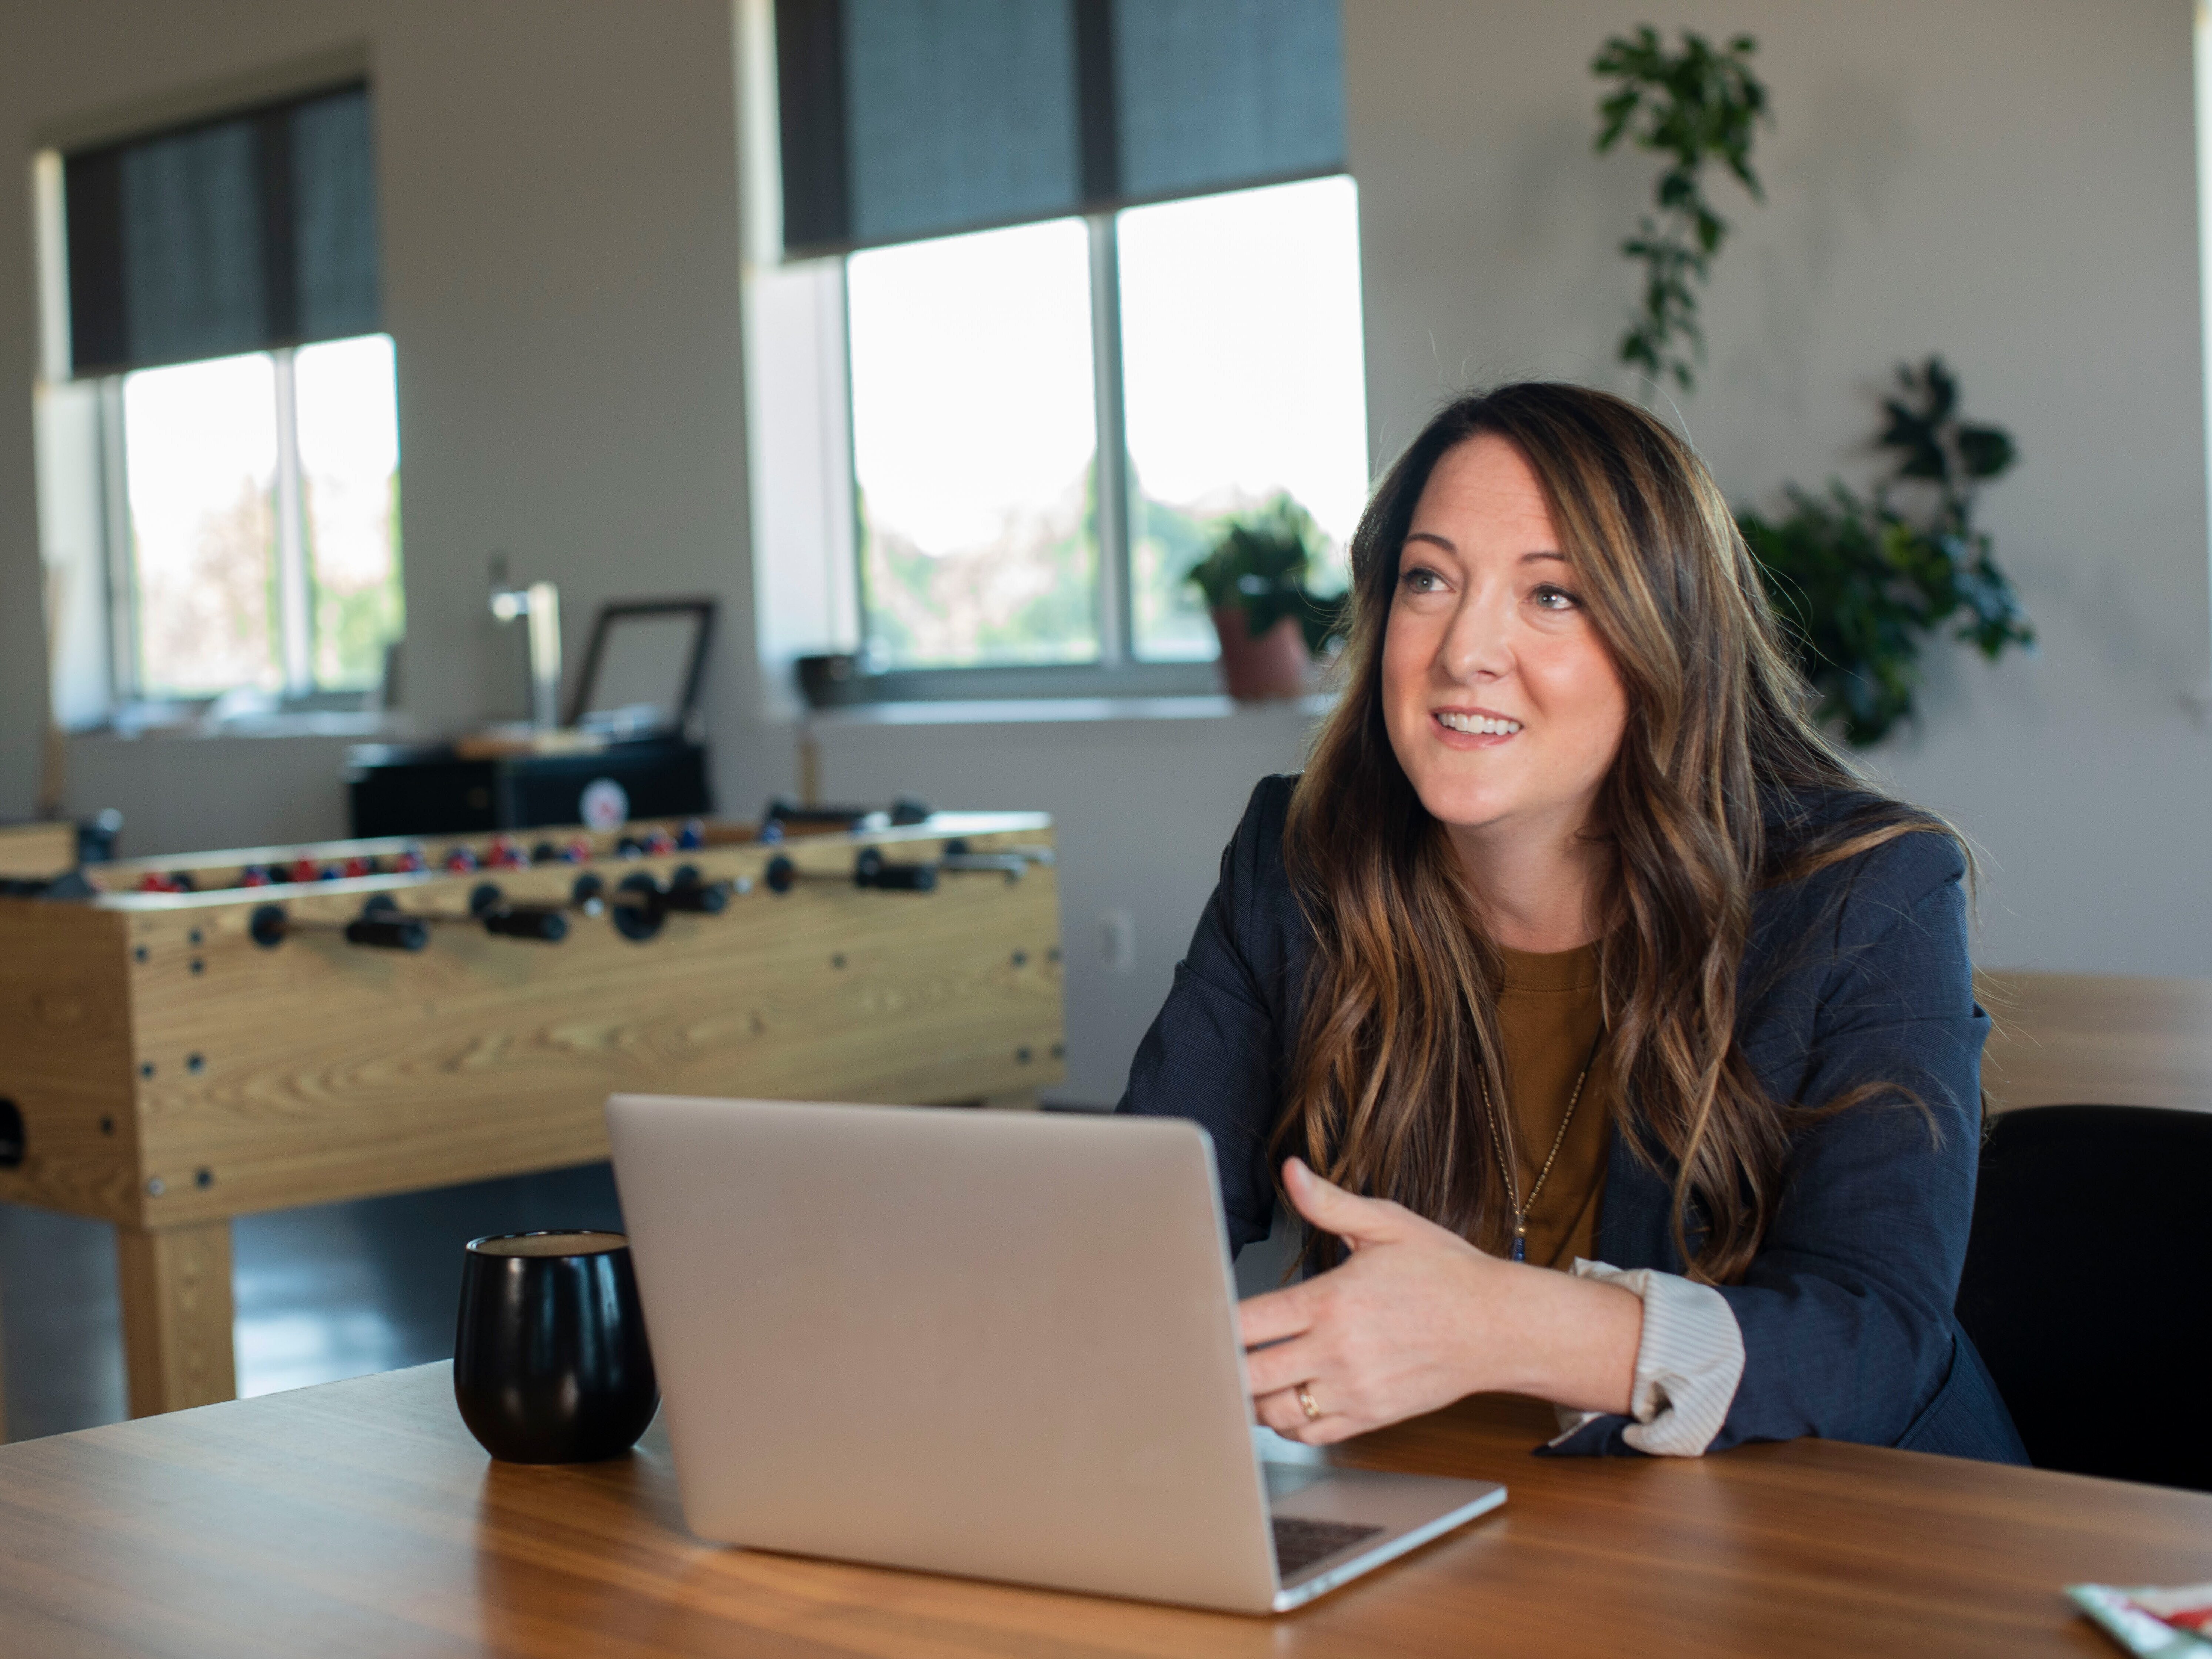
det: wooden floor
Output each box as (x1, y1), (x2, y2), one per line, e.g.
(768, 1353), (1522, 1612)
(0, 1162), (626, 1442)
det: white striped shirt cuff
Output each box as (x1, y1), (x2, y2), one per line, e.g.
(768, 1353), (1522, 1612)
(1549, 1259), (1745, 1456)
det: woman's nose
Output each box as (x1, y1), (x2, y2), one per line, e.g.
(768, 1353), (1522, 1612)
(1439, 586), (1512, 681)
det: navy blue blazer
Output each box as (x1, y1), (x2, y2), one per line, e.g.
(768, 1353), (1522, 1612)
(1117, 774), (2027, 1464)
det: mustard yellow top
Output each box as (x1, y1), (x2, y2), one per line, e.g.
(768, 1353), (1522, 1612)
(1479, 943), (1611, 1270)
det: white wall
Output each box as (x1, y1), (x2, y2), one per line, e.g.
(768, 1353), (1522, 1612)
(0, 0), (780, 854)
(1344, 0), (2212, 975)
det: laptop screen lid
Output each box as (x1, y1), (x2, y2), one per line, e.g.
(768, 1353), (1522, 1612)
(605, 1095), (1280, 1611)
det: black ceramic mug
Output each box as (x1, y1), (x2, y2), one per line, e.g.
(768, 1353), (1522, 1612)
(453, 1230), (659, 1463)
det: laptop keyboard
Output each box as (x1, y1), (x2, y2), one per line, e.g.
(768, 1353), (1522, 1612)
(1272, 1516), (1387, 1577)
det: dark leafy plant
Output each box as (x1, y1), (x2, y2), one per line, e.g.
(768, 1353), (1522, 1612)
(1739, 358), (2034, 746)
(1592, 26), (1769, 391)
(1185, 494), (1346, 657)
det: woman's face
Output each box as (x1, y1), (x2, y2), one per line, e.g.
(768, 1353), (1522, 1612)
(1381, 435), (1629, 841)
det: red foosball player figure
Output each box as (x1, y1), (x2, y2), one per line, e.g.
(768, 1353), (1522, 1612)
(396, 847), (430, 874)
(240, 865), (274, 887)
(445, 847), (479, 874)
(644, 827), (679, 857)
(289, 858), (323, 884)
(565, 838), (594, 864)
(487, 835), (530, 870)
(343, 856), (375, 879)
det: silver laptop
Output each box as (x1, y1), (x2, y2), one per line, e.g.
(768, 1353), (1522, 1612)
(605, 1095), (1504, 1614)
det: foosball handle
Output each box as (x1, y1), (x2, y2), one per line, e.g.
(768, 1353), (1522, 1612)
(346, 913), (430, 951)
(613, 872), (668, 942)
(864, 863), (937, 891)
(661, 867), (731, 914)
(250, 899), (431, 951)
(482, 906), (570, 942)
(761, 794), (934, 836)
(854, 848), (937, 892)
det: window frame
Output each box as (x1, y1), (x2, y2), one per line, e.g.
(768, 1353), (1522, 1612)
(94, 336), (398, 715)
(840, 184), (1357, 702)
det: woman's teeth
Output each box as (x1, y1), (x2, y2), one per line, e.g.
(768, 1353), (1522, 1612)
(1438, 712), (1522, 736)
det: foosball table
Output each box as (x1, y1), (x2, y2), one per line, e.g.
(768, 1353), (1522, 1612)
(0, 804), (1064, 1422)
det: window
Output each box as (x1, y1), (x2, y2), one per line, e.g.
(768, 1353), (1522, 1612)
(845, 177), (1366, 674)
(1117, 177), (1367, 662)
(53, 79), (398, 708)
(848, 220), (1100, 668)
(115, 336), (401, 699)
(774, 0), (1358, 689)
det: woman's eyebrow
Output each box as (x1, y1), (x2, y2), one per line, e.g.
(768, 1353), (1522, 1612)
(1401, 534), (1567, 563)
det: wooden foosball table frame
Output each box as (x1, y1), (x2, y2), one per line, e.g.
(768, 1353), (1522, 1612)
(0, 811), (1065, 1426)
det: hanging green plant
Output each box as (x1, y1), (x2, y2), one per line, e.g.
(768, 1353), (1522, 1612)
(1739, 358), (2035, 746)
(1591, 26), (1769, 391)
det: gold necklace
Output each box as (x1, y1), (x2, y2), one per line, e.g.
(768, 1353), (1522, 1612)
(1479, 1031), (1603, 1264)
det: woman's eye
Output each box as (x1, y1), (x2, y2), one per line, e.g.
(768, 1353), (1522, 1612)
(1399, 566), (1442, 594)
(1532, 584), (1581, 611)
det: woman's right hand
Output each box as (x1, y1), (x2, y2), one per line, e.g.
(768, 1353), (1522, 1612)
(1238, 1158), (1641, 1443)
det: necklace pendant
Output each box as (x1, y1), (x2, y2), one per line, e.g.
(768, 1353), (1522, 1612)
(1510, 1224), (1527, 1264)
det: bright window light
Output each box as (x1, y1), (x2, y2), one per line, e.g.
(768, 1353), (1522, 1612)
(1117, 176), (1369, 660)
(294, 334), (403, 690)
(847, 217), (1099, 668)
(116, 334), (402, 702)
(121, 351), (281, 696)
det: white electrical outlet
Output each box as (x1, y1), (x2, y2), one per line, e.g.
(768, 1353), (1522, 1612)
(1099, 908), (1137, 974)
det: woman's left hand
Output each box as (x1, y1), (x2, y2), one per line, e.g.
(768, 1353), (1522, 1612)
(1240, 1157), (1641, 1443)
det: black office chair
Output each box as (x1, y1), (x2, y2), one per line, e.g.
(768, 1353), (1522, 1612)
(1954, 1104), (2212, 1491)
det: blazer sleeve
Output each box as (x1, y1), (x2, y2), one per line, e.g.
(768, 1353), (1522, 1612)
(1545, 830), (1992, 1458)
(1114, 777), (1295, 1254)
(1705, 831), (1990, 1451)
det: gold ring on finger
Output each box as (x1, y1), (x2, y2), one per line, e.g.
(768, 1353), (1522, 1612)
(1296, 1383), (1322, 1422)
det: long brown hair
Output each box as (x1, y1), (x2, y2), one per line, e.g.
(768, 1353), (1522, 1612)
(1278, 383), (1945, 1283)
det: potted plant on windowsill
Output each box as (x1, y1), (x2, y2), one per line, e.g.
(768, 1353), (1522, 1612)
(1185, 495), (1344, 701)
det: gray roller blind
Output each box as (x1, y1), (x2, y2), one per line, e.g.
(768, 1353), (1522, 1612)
(114, 120), (267, 370)
(845, 0), (1081, 246)
(64, 82), (381, 377)
(775, 0), (1345, 257)
(291, 88), (381, 341)
(1113, 0), (1345, 202)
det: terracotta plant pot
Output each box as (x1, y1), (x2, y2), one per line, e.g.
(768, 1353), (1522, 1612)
(1210, 608), (1311, 701)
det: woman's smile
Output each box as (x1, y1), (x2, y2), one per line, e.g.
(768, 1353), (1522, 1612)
(1431, 707), (1524, 743)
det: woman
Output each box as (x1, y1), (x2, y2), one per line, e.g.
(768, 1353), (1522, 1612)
(1119, 383), (2025, 1462)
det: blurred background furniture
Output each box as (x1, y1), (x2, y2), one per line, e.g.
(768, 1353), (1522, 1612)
(347, 598), (717, 837)
(1977, 971), (2212, 1116)
(1955, 1103), (2212, 1491)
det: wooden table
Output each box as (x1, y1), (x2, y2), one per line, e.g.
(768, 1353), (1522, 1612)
(1, 1363), (2205, 1657)
(1979, 971), (2212, 1116)
(0, 820), (78, 881)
